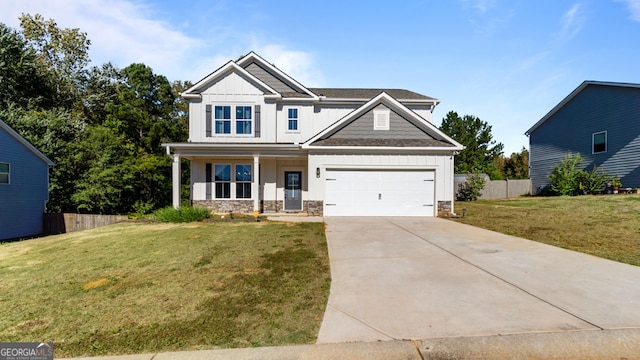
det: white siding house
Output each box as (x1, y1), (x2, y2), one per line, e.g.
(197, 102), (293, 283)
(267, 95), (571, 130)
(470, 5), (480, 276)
(163, 52), (463, 216)
(0, 120), (55, 240)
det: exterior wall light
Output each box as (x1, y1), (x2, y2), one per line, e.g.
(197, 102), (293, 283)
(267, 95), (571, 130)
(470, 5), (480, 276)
(316, 167), (321, 178)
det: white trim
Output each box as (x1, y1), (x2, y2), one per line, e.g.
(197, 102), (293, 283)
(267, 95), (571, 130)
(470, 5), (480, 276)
(0, 162), (10, 185)
(236, 52), (319, 100)
(302, 92), (464, 150)
(592, 130), (607, 154)
(182, 62), (280, 98)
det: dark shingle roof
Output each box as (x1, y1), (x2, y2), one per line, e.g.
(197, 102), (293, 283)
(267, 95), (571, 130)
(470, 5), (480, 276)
(310, 138), (455, 147)
(309, 88), (437, 101)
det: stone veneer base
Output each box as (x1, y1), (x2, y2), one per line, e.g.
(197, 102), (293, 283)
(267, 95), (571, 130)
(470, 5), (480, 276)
(194, 200), (323, 216)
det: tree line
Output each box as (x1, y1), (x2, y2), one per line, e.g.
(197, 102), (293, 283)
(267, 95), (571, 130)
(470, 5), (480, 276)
(1, 14), (190, 214)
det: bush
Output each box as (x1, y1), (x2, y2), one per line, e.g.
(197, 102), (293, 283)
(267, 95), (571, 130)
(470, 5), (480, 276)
(548, 153), (609, 196)
(153, 206), (211, 223)
(457, 172), (486, 201)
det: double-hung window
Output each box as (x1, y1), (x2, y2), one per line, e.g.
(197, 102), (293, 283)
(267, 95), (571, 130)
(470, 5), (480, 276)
(288, 108), (298, 131)
(236, 106), (252, 134)
(235, 164), (252, 198)
(215, 106), (231, 134)
(214, 164), (231, 198)
(0, 163), (9, 184)
(593, 131), (607, 154)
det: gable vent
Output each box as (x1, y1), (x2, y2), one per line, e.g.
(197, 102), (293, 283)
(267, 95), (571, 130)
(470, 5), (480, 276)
(374, 109), (390, 130)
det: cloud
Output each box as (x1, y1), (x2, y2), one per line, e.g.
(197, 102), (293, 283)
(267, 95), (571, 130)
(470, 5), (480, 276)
(615, 0), (640, 21)
(251, 43), (325, 87)
(561, 3), (585, 39)
(0, 0), (325, 85)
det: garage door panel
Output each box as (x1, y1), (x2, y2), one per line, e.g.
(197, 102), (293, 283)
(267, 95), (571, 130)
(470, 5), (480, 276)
(324, 170), (435, 217)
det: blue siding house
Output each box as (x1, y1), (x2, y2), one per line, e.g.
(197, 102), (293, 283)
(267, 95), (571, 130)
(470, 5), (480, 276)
(0, 120), (55, 240)
(526, 81), (640, 194)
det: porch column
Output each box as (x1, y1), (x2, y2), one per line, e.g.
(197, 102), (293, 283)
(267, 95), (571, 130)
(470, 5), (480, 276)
(253, 154), (260, 213)
(172, 154), (181, 209)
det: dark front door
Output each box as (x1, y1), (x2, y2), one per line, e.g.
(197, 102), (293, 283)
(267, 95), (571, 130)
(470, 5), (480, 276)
(284, 171), (302, 211)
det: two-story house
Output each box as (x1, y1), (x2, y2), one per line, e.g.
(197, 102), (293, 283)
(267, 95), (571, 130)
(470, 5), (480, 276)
(163, 52), (463, 216)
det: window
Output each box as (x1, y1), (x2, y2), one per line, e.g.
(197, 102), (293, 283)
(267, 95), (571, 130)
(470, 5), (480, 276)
(373, 109), (390, 130)
(288, 108), (298, 131)
(0, 163), (9, 184)
(214, 164), (231, 198)
(593, 131), (607, 154)
(215, 106), (231, 134)
(236, 106), (252, 134)
(235, 164), (252, 198)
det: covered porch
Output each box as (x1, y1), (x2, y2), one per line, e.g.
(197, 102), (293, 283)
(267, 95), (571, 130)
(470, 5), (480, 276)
(164, 143), (321, 215)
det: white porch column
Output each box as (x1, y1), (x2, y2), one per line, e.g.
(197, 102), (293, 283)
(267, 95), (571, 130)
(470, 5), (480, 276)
(253, 154), (260, 213)
(172, 154), (181, 209)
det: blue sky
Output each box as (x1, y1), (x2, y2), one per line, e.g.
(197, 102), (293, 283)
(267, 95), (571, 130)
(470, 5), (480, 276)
(3, 0), (640, 154)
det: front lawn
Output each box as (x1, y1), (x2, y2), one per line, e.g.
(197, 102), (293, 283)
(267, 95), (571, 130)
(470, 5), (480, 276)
(452, 195), (640, 266)
(0, 220), (330, 357)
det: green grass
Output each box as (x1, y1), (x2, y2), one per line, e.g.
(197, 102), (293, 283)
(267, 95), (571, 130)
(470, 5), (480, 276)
(0, 220), (330, 357)
(453, 194), (640, 266)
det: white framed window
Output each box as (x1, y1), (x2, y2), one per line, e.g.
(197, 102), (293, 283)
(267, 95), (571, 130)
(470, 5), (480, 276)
(214, 105), (252, 135)
(235, 106), (252, 134)
(235, 164), (252, 198)
(373, 109), (390, 130)
(593, 131), (607, 154)
(287, 108), (298, 131)
(0, 163), (9, 184)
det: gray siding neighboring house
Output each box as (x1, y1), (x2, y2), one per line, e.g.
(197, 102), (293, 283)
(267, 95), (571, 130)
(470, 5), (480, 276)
(0, 120), (55, 240)
(526, 81), (640, 194)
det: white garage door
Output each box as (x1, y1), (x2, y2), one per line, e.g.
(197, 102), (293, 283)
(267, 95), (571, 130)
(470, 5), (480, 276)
(324, 170), (435, 216)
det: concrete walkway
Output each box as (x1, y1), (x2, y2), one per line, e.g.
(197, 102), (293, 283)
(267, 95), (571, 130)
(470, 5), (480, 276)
(317, 217), (640, 343)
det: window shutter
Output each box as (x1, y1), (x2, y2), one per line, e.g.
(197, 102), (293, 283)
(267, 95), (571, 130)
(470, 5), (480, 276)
(254, 105), (261, 137)
(205, 163), (212, 200)
(206, 105), (212, 137)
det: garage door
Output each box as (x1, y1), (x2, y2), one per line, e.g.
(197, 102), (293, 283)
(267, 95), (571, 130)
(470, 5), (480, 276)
(324, 170), (435, 216)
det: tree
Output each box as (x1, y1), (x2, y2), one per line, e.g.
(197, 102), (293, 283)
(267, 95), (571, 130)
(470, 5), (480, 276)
(0, 23), (50, 110)
(439, 111), (504, 179)
(19, 13), (91, 110)
(495, 147), (529, 179)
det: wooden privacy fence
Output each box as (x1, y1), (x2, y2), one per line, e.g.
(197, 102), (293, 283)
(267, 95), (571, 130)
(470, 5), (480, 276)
(455, 179), (532, 200)
(44, 213), (128, 234)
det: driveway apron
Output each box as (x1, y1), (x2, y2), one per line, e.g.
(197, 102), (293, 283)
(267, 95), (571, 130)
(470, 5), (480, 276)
(316, 217), (640, 343)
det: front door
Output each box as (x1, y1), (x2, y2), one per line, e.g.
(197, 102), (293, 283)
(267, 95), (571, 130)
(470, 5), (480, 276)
(284, 171), (302, 211)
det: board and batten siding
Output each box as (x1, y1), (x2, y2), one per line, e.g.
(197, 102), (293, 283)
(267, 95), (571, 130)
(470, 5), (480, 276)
(529, 84), (640, 193)
(0, 128), (50, 240)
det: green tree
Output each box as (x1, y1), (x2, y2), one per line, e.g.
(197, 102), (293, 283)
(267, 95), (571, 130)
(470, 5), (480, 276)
(548, 152), (583, 196)
(1, 107), (86, 211)
(0, 23), (50, 110)
(19, 13), (91, 110)
(439, 111), (504, 179)
(496, 147), (529, 179)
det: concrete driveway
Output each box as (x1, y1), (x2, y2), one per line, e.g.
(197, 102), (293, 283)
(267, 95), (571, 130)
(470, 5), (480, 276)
(317, 217), (640, 343)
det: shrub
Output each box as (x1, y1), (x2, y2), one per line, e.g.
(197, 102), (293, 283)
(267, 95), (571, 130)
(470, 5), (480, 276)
(457, 172), (486, 201)
(154, 206), (211, 223)
(548, 153), (610, 196)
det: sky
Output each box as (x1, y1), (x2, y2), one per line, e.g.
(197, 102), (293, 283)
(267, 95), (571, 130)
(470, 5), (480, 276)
(2, 0), (640, 154)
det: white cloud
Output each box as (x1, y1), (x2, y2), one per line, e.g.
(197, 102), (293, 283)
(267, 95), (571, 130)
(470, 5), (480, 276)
(0, 0), (325, 85)
(562, 3), (585, 40)
(252, 43), (325, 87)
(615, 0), (640, 21)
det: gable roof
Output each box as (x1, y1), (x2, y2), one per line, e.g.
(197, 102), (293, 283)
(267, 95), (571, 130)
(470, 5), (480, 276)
(525, 80), (640, 136)
(181, 60), (281, 100)
(303, 92), (463, 150)
(0, 120), (55, 166)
